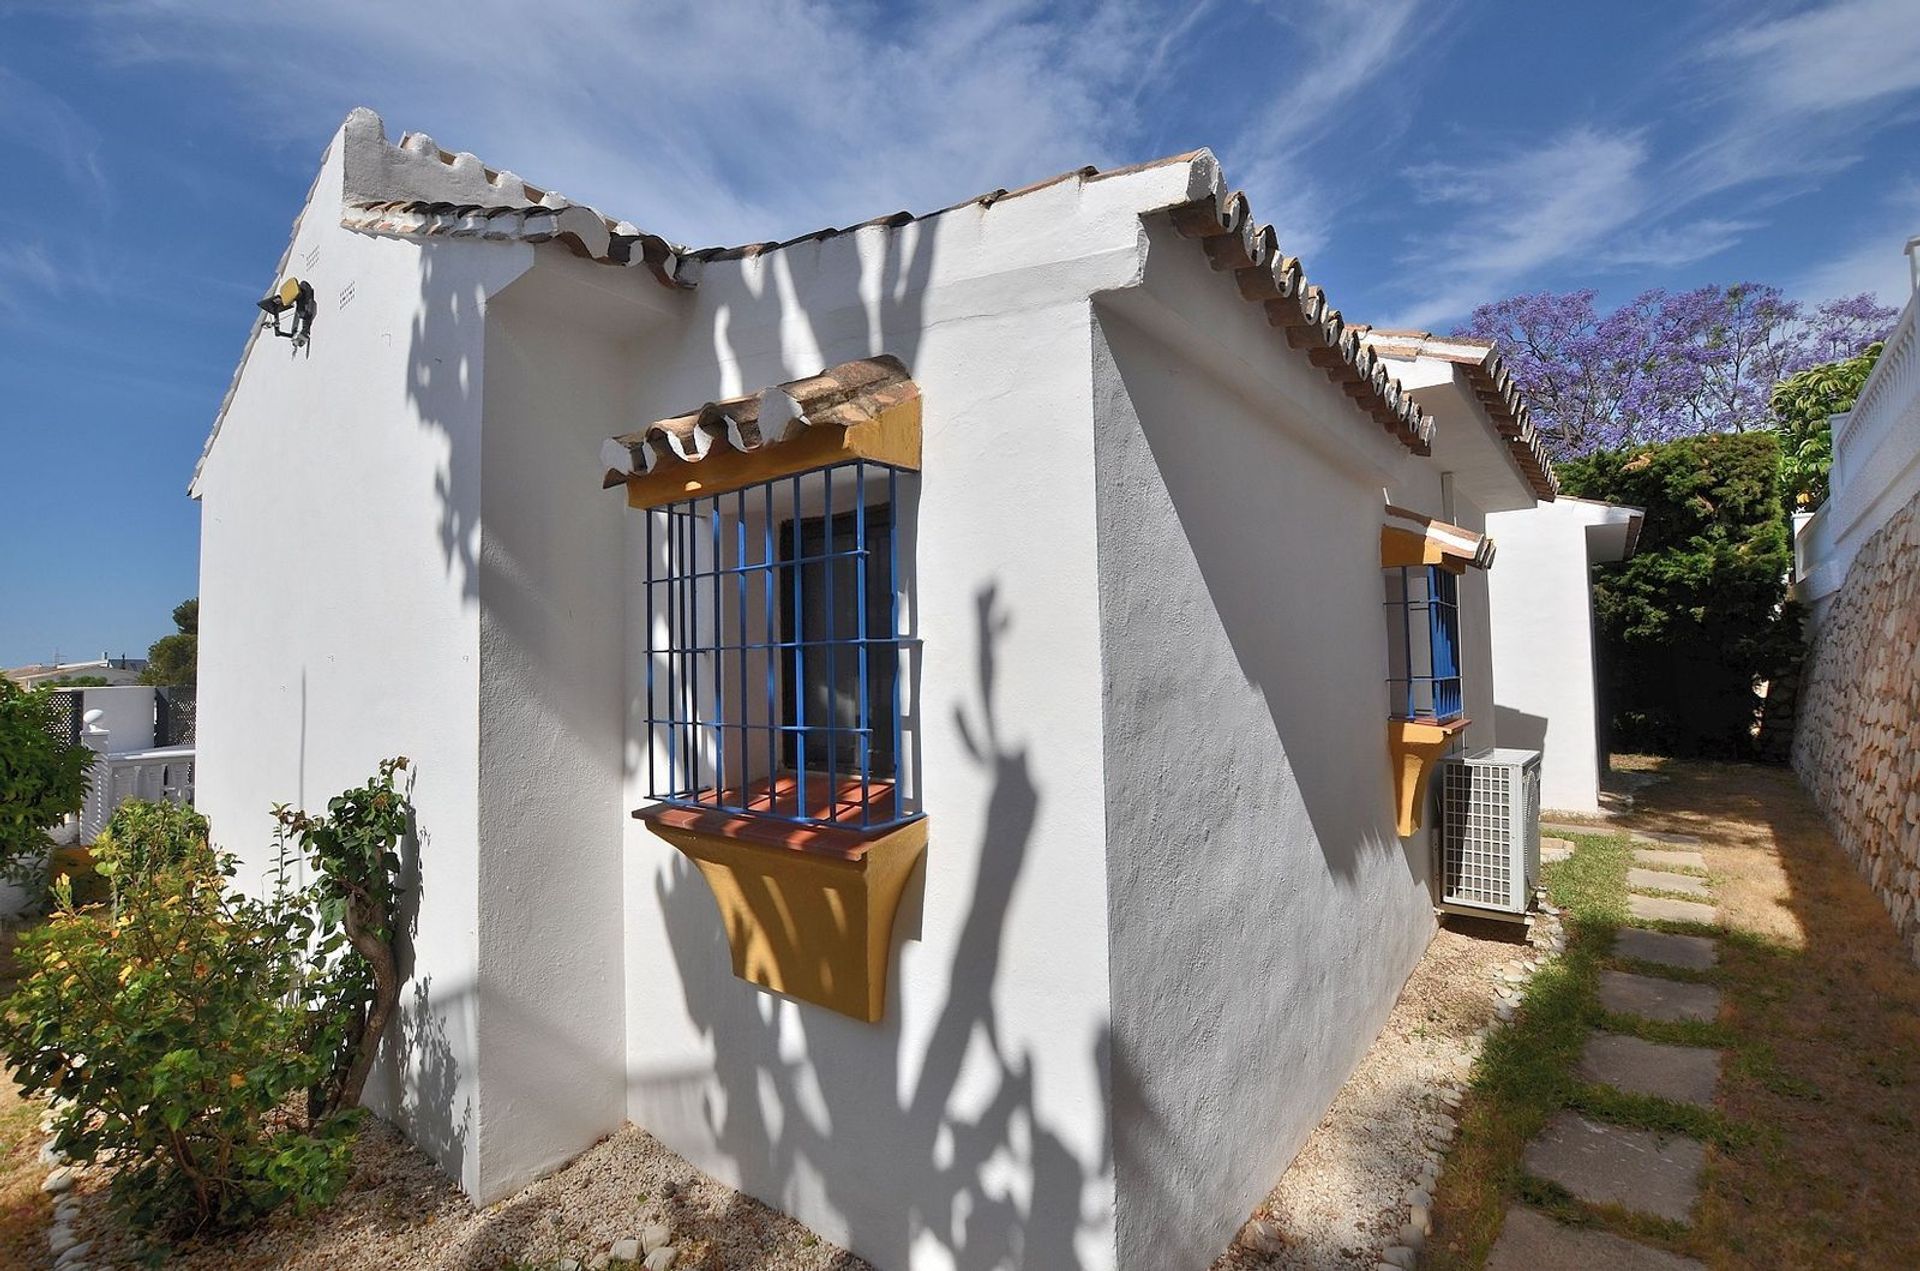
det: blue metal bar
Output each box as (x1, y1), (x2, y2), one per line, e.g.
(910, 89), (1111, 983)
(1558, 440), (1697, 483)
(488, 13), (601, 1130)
(681, 506), (697, 797)
(1400, 567), (1416, 718)
(711, 497), (725, 799)
(791, 473), (806, 817)
(647, 507), (658, 799)
(824, 464), (838, 821)
(890, 465), (903, 824)
(855, 461), (870, 829)
(736, 487), (748, 806)
(763, 480), (777, 813)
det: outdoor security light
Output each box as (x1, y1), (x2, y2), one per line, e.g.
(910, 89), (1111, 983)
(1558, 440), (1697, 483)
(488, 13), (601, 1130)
(257, 277), (316, 348)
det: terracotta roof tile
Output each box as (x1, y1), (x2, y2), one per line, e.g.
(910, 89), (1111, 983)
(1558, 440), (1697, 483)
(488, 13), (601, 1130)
(1163, 182), (1435, 455)
(1355, 328), (1559, 499)
(600, 355), (917, 488)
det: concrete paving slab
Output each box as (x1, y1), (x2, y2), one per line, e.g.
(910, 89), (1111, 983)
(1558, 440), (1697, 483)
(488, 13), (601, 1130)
(1542, 837), (1575, 863)
(1599, 970), (1722, 1024)
(1614, 927), (1719, 971)
(1628, 868), (1712, 899)
(1577, 1034), (1721, 1107)
(1522, 1112), (1705, 1223)
(1542, 820), (1614, 838)
(1486, 1205), (1706, 1270)
(1628, 894), (1718, 926)
(1632, 829), (1703, 847)
(1635, 848), (1707, 871)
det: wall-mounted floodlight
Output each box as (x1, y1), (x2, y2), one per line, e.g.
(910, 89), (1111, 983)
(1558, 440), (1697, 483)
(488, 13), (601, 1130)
(258, 277), (316, 348)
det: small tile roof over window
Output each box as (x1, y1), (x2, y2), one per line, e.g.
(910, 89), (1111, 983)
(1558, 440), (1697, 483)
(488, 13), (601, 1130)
(600, 356), (918, 487)
(1355, 329), (1560, 500)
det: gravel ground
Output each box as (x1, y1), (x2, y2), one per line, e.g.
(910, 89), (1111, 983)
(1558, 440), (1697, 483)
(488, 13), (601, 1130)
(59, 1121), (870, 1271)
(1212, 915), (1540, 1270)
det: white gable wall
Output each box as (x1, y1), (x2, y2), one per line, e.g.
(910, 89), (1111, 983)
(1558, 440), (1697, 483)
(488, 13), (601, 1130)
(195, 131), (534, 1195)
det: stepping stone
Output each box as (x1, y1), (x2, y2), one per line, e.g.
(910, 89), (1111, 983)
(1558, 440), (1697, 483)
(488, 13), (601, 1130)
(1522, 1111), (1705, 1223)
(1577, 1034), (1720, 1107)
(1487, 1205), (1706, 1270)
(1628, 868), (1712, 899)
(1632, 830), (1702, 847)
(1599, 970), (1721, 1024)
(1629, 894), (1718, 926)
(1614, 927), (1719, 971)
(1542, 837), (1574, 863)
(1542, 821), (1612, 838)
(1635, 848), (1707, 872)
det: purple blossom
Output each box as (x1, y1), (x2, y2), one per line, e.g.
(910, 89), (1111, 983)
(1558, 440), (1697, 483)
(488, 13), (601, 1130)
(1455, 285), (1898, 459)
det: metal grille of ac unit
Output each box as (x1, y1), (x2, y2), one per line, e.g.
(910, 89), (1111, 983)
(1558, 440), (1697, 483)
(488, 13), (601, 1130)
(1438, 748), (1542, 919)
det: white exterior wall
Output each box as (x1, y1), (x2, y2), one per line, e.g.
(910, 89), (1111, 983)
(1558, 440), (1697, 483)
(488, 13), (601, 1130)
(615, 182), (1150, 1270)
(1485, 500), (1615, 814)
(76, 685), (157, 754)
(194, 133), (533, 1195)
(1089, 220), (1505, 1264)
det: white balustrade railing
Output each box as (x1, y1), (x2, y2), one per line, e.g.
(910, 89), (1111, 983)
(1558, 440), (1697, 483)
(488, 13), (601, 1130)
(75, 745), (197, 845)
(1797, 288), (1920, 609)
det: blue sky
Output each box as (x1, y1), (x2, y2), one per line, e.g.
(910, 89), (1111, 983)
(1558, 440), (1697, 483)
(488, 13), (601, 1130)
(4, 0), (1918, 668)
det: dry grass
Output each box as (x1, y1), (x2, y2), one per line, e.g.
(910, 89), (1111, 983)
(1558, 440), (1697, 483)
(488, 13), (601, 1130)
(1430, 757), (1920, 1270)
(0, 923), (53, 1271)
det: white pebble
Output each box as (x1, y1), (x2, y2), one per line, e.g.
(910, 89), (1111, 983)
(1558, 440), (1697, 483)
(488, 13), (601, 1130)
(42, 1166), (74, 1194)
(1411, 1201), (1431, 1234)
(1400, 1222), (1427, 1251)
(641, 1223), (672, 1254)
(1382, 1246), (1417, 1269)
(642, 1249), (678, 1271)
(609, 1236), (641, 1262)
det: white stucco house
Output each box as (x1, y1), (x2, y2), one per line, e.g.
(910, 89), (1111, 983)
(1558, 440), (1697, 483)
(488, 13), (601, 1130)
(191, 109), (1561, 1270)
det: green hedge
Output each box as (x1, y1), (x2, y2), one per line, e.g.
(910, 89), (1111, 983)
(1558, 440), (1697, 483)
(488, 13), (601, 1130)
(1559, 432), (1799, 758)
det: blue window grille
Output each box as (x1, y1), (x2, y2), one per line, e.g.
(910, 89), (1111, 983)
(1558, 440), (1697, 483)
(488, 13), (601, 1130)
(641, 459), (919, 832)
(1384, 564), (1463, 722)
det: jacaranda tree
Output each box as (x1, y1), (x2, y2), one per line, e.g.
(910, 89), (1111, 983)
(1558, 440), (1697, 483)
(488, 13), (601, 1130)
(1456, 284), (1895, 459)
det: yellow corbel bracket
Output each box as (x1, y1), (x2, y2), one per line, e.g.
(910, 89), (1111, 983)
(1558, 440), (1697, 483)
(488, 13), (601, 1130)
(1387, 717), (1471, 836)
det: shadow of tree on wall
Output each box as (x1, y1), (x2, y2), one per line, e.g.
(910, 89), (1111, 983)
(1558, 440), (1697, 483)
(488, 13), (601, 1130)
(655, 585), (1098, 1269)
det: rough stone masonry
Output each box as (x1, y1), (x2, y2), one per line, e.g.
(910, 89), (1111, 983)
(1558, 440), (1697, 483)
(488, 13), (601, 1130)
(1794, 485), (1920, 964)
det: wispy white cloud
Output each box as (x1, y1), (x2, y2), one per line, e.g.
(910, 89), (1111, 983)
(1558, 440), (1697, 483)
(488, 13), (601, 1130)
(1384, 0), (1920, 325)
(1792, 178), (1920, 305)
(1226, 0), (1434, 257)
(1386, 128), (1652, 327)
(0, 68), (109, 208)
(77, 0), (1194, 247)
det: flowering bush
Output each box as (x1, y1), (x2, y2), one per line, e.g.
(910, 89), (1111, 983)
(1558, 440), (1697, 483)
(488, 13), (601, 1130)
(0, 844), (357, 1236)
(0, 759), (415, 1241)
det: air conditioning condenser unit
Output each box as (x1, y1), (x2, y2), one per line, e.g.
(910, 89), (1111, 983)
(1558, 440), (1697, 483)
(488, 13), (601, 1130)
(1436, 748), (1542, 921)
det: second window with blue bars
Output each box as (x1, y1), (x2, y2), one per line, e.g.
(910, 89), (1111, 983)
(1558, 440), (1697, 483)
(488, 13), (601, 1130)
(1384, 564), (1463, 723)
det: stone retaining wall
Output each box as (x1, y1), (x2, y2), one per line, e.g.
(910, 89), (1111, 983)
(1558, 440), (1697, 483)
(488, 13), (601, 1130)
(1794, 485), (1920, 963)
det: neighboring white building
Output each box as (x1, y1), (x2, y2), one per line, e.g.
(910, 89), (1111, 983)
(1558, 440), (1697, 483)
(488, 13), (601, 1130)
(191, 110), (1559, 1271)
(1358, 332), (1642, 816)
(6, 654), (148, 688)
(1485, 497), (1643, 814)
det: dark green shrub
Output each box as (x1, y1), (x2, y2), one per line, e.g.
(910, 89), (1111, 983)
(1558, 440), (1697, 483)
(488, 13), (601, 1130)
(1559, 432), (1798, 757)
(0, 677), (93, 888)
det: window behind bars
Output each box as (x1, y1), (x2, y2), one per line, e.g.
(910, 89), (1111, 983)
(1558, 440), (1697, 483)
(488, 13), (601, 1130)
(640, 459), (918, 831)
